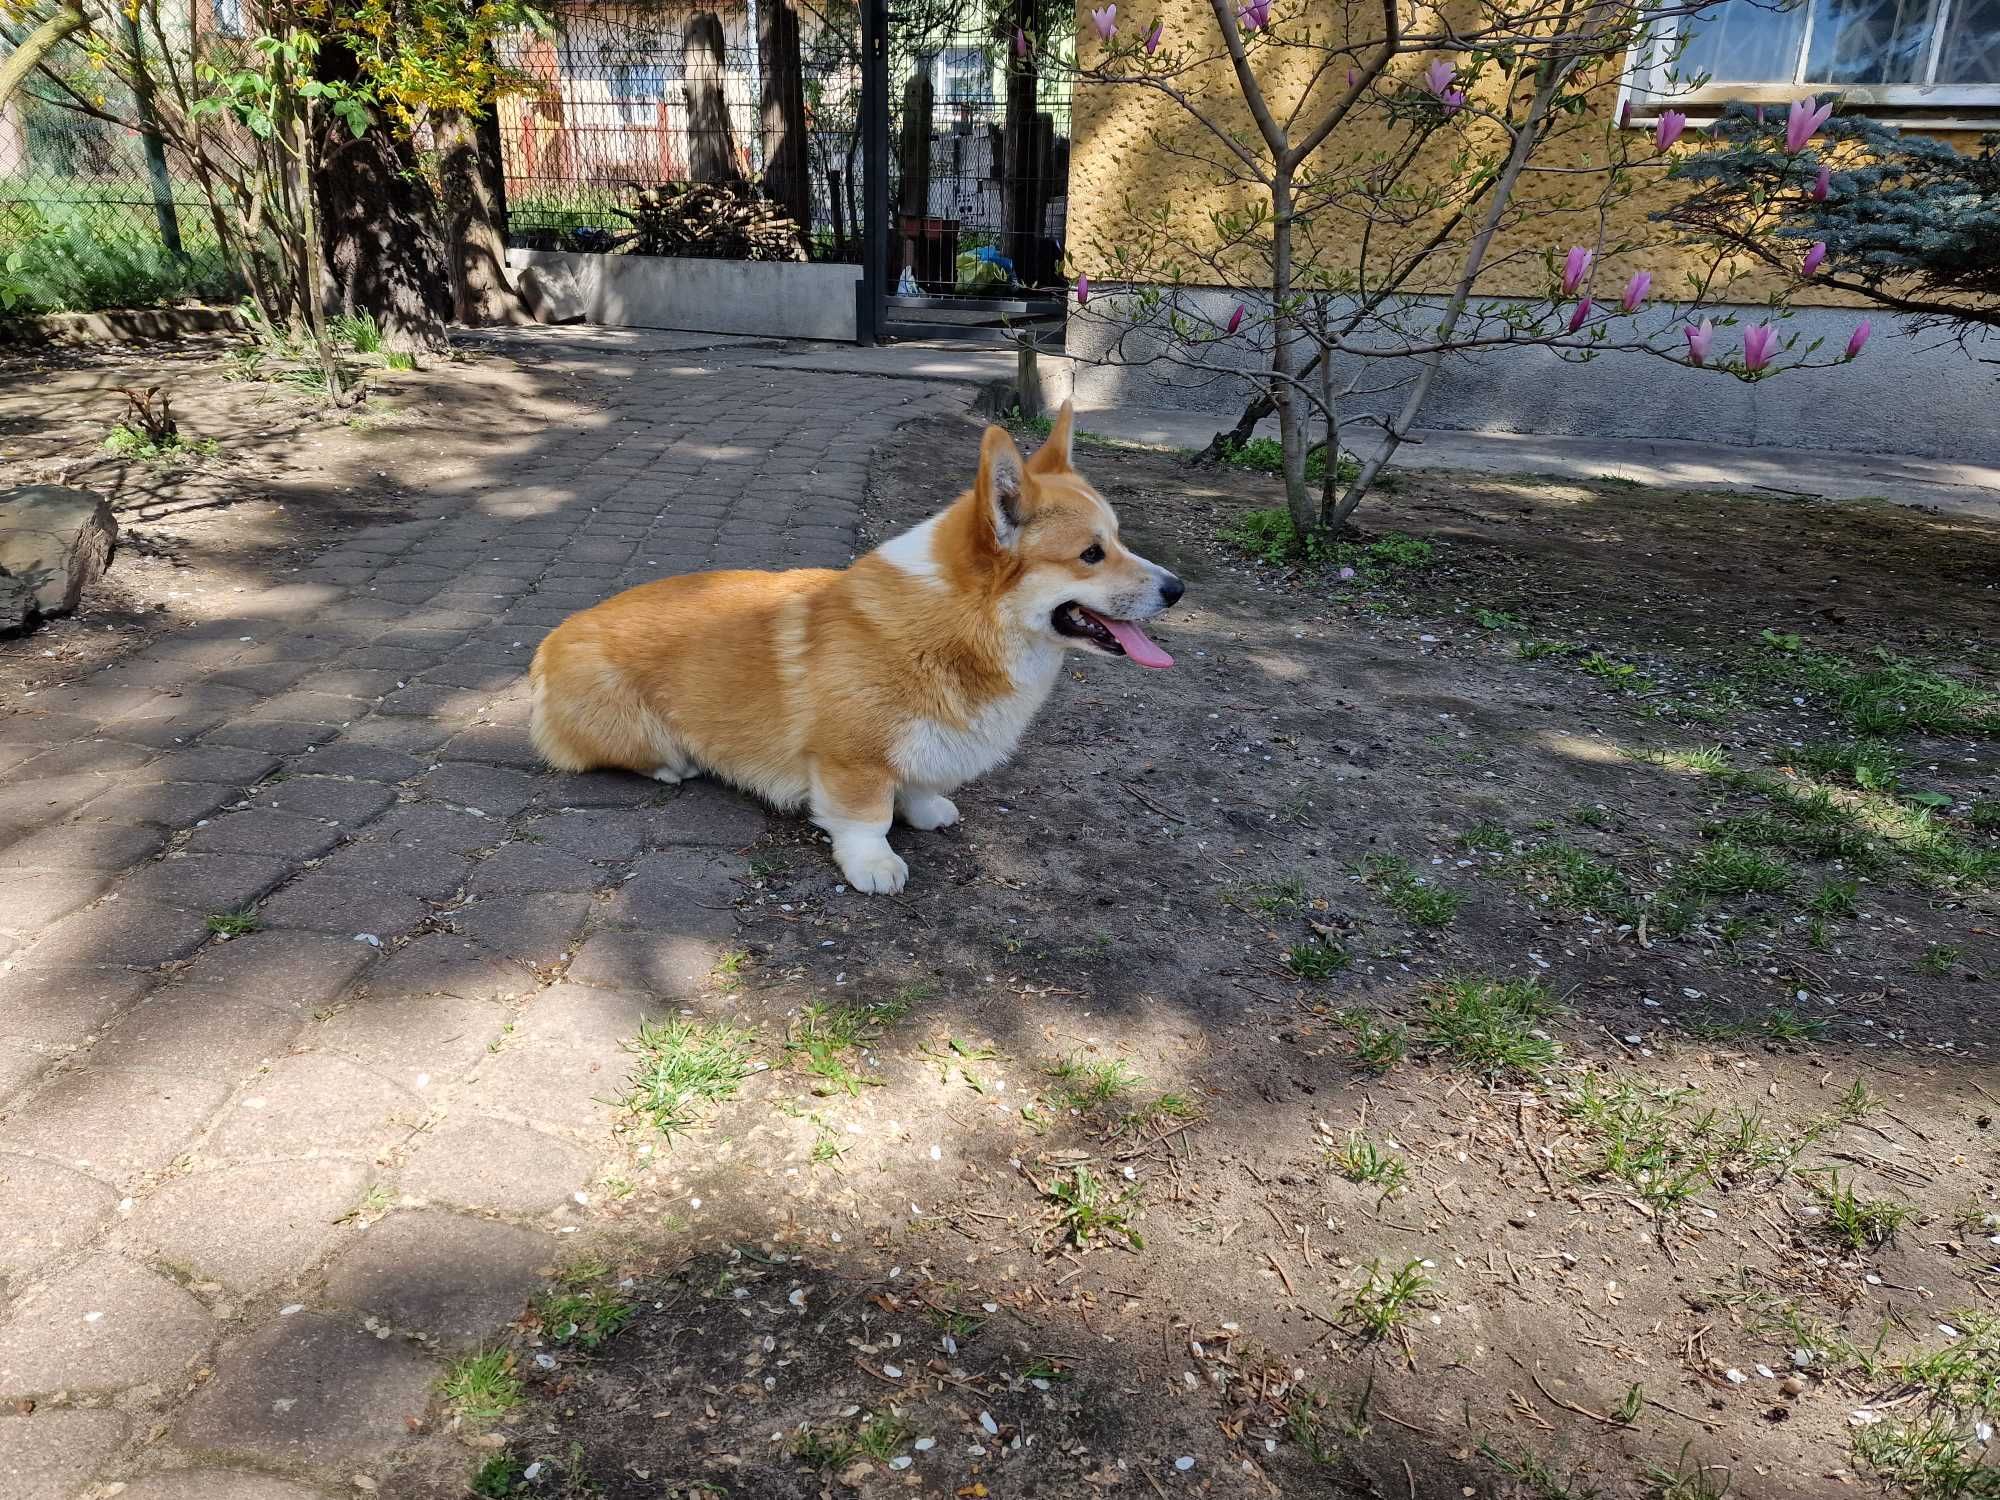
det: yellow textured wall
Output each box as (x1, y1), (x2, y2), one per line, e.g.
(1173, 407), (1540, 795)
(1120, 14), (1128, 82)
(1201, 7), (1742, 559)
(1066, 0), (1964, 307)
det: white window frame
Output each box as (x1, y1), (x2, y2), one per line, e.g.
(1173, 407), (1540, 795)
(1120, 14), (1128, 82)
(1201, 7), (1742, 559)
(1622, 1), (2000, 126)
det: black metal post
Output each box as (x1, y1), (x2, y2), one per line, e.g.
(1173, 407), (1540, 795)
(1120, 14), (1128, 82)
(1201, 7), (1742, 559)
(858, 0), (889, 345)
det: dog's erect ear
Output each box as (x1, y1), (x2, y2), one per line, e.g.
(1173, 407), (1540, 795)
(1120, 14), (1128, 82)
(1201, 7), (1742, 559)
(1024, 401), (1074, 475)
(977, 424), (1028, 547)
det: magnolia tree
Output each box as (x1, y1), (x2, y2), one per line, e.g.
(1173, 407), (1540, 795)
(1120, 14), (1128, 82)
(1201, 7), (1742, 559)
(1060, 0), (1876, 536)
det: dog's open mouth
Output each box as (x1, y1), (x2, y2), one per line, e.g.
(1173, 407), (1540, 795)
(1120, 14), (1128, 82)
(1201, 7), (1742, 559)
(1052, 603), (1174, 669)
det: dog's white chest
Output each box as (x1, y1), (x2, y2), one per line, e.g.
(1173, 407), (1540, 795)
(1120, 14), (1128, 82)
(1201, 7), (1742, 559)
(892, 650), (1062, 790)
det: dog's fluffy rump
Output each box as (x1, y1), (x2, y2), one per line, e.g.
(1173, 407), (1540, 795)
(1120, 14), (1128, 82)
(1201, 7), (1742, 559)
(529, 404), (1182, 892)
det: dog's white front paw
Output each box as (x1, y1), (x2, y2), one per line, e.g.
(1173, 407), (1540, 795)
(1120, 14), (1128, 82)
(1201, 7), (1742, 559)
(835, 839), (909, 894)
(899, 791), (960, 831)
(649, 765), (685, 785)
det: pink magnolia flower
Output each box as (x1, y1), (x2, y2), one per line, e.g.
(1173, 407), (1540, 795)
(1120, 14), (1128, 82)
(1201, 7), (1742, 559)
(1143, 18), (1162, 53)
(1014, 25), (1028, 56)
(1440, 88), (1466, 116)
(1347, 66), (1357, 87)
(1225, 303), (1246, 335)
(1812, 163), (1831, 201)
(1619, 98), (1632, 129)
(1567, 298), (1592, 333)
(1655, 110), (1687, 151)
(1785, 96), (1833, 153)
(1076, 275), (1090, 305)
(1685, 319), (1715, 366)
(1089, 4), (1117, 42)
(1741, 323), (1777, 372)
(1423, 58), (1454, 97)
(1236, 0), (1271, 31)
(1801, 241), (1827, 277)
(1620, 270), (1651, 314)
(1560, 245), (1594, 296)
(1845, 319), (1871, 359)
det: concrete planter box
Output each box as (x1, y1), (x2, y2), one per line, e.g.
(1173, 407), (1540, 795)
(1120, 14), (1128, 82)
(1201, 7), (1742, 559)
(506, 249), (861, 342)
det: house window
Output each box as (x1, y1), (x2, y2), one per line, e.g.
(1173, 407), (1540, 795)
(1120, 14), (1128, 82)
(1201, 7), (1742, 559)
(1631, 0), (2000, 115)
(934, 45), (989, 102)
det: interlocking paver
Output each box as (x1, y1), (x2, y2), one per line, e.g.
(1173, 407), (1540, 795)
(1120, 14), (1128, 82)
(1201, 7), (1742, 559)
(207, 1053), (422, 1160)
(0, 1254), (213, 1396)
(0, 966), (153, 1045)
(120, 1158), (370, 1293)
(319, 1209), (551, 1346)
(0, 1154), (121, 1287)
(401, 1115), (595, 1215)
(174, 1310), (437, 1467)
(0, 338), (939, 1487)
(0, 1068), (231, 1178)
(0, 1406), (126, 1500)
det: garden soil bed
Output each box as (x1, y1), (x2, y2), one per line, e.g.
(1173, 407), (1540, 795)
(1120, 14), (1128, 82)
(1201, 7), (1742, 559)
(446, 415), (1997, 1498)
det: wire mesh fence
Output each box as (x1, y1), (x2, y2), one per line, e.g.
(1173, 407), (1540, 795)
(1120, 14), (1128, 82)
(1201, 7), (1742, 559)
(1, 78), (237, 315)
(493, 5), (867, 262)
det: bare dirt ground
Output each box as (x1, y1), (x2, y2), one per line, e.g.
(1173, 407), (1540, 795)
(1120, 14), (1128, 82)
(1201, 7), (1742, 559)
(5, 350), (1995, 1499)
(449, 415), (1997, 1500)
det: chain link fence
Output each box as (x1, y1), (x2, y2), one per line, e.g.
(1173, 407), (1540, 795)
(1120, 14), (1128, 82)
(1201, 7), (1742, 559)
(494, 5), (866, 262)
(1, 66), (236, 315)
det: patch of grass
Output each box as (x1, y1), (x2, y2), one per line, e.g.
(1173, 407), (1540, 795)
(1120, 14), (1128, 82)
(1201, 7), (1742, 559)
(1045, 1165), (1143, 1250)
(1807, 877), (1860, 917)
(1971, 799), (2000, 832)
(1579, 651), (1650, 692)
(1359, 853), (1462, 928)
(441, 1348), (522, 1424)
(1472, 607), (1524, 630)
(1918, 943), (1963, 978)
(1671, 840), (1793, 900)
(1478, 1441), (1603, 1500)
(1796, 739), (1906, 792)
(1899, 1313), (2000, 1415)
(1217, 435), (1356, 485)
(1557, 1074), (1752, 1215)
(791, 1424), (859, 1470)
(1334, 1009), (1408, 1072)
(1216, 506), (1433, 579)
(1683, 1006), (1828, 1045)
(384, 350), (418, 372)
(1345, 1258), (1437, 1340)
(1045, 1053), (1144, 1114)
(104, 423), (219, 464)
(1328, 1132), (1407, 1194)
(1419, 977), (1561, 1077)
(1850, 1413), (1997, 1500)
(1460, 821), (1512, 854)
(785, 997), (907, 1097)
(1746, 641), (1996, 737)
(1641, 743), (1733, 776)
(470, 1454), (525, 1497)
(1512, 842), (1636, 921)
(854, 1411), (913, 1460)
(330, 312), (386, 353)
(1283, 1382), (1371, 1468)
(1811, 1170), (1917, 1250)
(204, 908), (260, 937)
(1227, 872), (1308, 912)
(619, 1020), (754, 1138)
(1518, 638), (1577, 661)
(538, 1261), (636, 1349)
(712, 948), (750, 989)
(1644, 1444), (1734, 1500)
(1284, 937), (1350, 980)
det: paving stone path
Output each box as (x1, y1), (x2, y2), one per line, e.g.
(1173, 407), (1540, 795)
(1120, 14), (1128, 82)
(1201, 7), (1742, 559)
(0, 331), (962, 1498)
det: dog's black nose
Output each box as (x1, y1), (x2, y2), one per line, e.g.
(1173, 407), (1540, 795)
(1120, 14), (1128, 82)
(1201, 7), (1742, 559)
(1159, 572), (1185, 607)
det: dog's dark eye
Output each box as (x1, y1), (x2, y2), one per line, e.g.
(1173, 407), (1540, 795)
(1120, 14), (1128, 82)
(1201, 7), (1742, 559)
(1080, 543), (1105, 565)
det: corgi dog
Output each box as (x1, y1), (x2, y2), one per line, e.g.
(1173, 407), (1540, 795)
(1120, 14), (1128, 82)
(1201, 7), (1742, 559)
(528, 402), (1183, 893)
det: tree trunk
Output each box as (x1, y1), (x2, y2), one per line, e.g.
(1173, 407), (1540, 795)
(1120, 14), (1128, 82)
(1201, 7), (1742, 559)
(757, 0), (811, 252)
(0, 0), (86, 118)
(312, 39), (452, 353)
(1267, 172), (1312, 536)
(682, 13), (741, 183)
(999, 0), (1038, 283)
(121, 9), (183, 257)
(437, 104), (531, 326)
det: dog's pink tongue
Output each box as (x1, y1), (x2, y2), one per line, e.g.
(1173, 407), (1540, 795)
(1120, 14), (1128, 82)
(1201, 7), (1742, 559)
(1089, 611), (1174, 669)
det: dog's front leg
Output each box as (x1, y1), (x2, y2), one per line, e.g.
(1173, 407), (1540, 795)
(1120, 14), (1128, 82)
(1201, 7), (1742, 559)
(896, 785), (960, 831)
(810, 762), (908, 894)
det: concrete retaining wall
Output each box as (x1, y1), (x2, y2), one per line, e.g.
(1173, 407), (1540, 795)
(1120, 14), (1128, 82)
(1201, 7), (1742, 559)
(0, 305), (249, 346)
(1064, 291), (2000, 467)
(506, 250), (861, 342)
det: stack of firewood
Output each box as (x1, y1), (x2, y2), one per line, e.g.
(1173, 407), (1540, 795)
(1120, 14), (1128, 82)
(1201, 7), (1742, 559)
(617, 180), (806, 263)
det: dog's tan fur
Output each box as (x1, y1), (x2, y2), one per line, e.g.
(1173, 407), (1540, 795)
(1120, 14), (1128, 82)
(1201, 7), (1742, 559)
(529, 404), (1181, 891)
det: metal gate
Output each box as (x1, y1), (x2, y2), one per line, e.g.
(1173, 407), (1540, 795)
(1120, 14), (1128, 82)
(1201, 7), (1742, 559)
(857, 0), (1070, 345)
